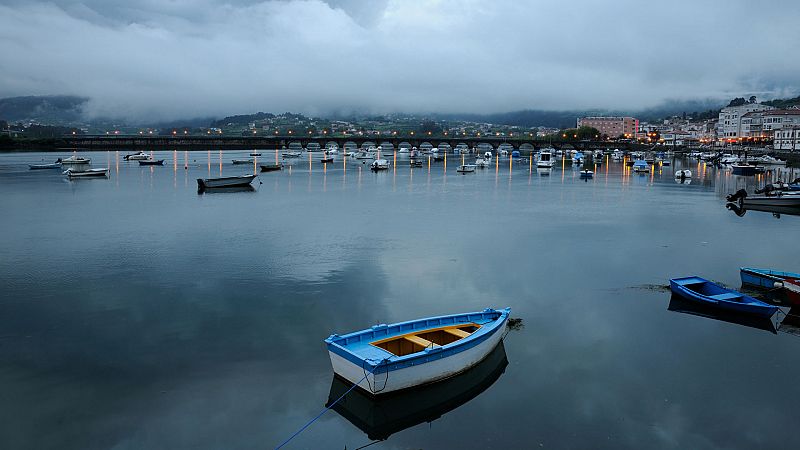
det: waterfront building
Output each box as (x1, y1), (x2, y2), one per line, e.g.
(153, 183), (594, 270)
(762, 109), (800, 134)
(577, 116), (639, 138)
(773, 126), (800, 151)
(717, 103), (774, 139)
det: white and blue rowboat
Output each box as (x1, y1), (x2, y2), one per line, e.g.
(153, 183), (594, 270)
(196, 173), (257, 189)
(325, 308), (510, 395)
(669, 276), (778, 317)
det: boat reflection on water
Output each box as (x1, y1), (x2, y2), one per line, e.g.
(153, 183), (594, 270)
(725, 202), (800, 219)
(326, 341), (509, 441)
(668, 295), (779, 334)
(197, 185), (256, 194)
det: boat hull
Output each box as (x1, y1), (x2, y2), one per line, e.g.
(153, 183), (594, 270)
(29, 164), (61, 170)
(259, 164), (282, 172)
(669, 276), (777, 317)
(326, 309), (509, 396)
(197, 174), (257, 189)
(138, 160), (164, 166)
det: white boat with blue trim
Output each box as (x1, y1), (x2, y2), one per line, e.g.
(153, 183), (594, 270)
(324, 308), (510, 396)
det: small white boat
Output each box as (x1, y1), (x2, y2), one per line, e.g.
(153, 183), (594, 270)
(370, 159), (389, 171)
(456, 164), (476, 173)
(474, 157), (489, 168)
(355, 150), (376, 160)
(61, 155), (91, 164)
(282, 151), (302, 158)
(398, 148), (409, 154)
(197, 174), (257, 190)
(63, 168), (109, 178)
(755, 155), (787, 165)
(537, 150), (554, 168)
(579, 169), (594, 178)
(325, 148), (339, 155)
(675, 169), (692, 179)
(324, 308), (510, 395)
(232, 159), (255, 165)
(124, 151), (150, 161)
(29, 160), (62, 170)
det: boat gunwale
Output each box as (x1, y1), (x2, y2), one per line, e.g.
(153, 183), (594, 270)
(325, 308), (510, 371)
(367, 322), (482, 353)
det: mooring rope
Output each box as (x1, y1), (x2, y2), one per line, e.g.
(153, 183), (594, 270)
(273, 359), (387, 450)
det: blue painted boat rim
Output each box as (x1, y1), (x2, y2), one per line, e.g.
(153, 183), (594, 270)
(740, 267), (800, 279)
(325, 308), (510, 372)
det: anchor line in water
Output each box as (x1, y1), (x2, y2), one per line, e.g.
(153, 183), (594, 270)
(273, 358), (388, 450)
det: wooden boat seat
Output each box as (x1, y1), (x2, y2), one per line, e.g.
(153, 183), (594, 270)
(709, 293), (743, 301)
(404, 335), (437, 349)
(444, 328), (471, 339)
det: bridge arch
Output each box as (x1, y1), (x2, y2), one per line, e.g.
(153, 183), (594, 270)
(306, 141), (321, 151)
(287, 141), (303, 150)
(519, 143), (535, 154)
(398, 141), (412, 150)
(343, 141), (358, 151)
(361, 141), (377, 150)
(379, 141), (394, 152)
(324, 141), (339, 149)
(419, 141), (434, 151)
(476, 142), (495, 153)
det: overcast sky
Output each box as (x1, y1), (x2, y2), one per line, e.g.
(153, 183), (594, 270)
(1, 0), (798, 121)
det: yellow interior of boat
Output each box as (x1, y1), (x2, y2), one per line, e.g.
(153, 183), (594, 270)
(371, 324), (480, 356)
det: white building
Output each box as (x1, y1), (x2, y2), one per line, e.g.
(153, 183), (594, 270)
(773, 127), (800, 151)
(762, 109), (800, 133)
(718, 103), (774, 139)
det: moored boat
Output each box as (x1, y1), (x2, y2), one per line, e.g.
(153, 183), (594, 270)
(197, 174), (257, 190)
(731, 163), (763, 176)
(324, 308), (511, 395)
(29, 160), (62, 170)
(259, 164), (282, 172)
(675, 169), (692, 179)
(124, 151), (150, 161)
(456, 164), (476, 173)
(61, 155), (91, 164)
(138, 159), (165, 166)
(537, 150), (554, 168)
(370, 159), (389, 171)
(232, 159), (254, 165)
(740, 267), (800, 305)
(632, 160), (649, 173)
(249, 152), (262, 157)
(282, 151), (302, 158)
(579, 169), (593, 178)
(63, 168), (109, 178)
(669, 276), (778, 317)
(726, 189), (800, 208)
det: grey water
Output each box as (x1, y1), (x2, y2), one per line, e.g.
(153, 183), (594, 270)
(1, 150), (798, 450)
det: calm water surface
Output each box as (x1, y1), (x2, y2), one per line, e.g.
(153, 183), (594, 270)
(1, 150), (798, 450)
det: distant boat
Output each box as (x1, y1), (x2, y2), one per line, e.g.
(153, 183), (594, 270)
(197, 174), (257, 190)
(324, 308), (511, 395)
(409, 159), (423, 168)
(754, 155), (786, 165)
(740, 267), (800, 305)
(63, 168), (108, 178)
(397, 148), (409, 154)
(632, 160), (649, 173)
(456, 164), (476, 173)
(282, 151), (302, 158)
(370, 159), (389, 171)
(138, 159), (165, 166)
(474, 157), (489, 168)
(259, 164), (282, 172)
(321, 155), (334, 163)
(675, 169), (692, 179)
(249, 152), (262, 157)
(124, 151), (150, 161)
(61, 155), (91, 164)
(29, 160), (62, 170)
(669, 276), (778, 317)
(731, 163), (762, 176)
(537, 150), (554, 168)
(232, 159), (254, 165)
(579, 169), (593, 179)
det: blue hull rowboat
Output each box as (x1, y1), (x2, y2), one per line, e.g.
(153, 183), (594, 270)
(325, 308), (510, 396)
(669, 276), (777, 318)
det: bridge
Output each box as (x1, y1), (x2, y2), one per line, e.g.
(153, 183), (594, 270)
(60, 135), (647, 153)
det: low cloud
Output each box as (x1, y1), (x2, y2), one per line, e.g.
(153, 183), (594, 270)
(1, 0), (798, 121)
